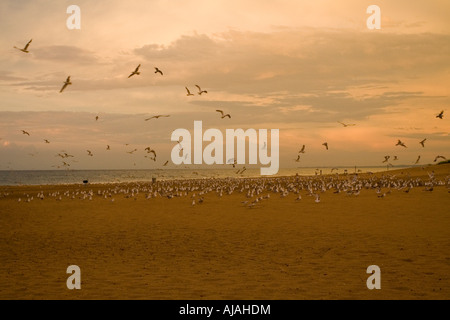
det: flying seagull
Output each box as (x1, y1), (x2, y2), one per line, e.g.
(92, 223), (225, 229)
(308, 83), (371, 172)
(128, 64), (141, 78)
(434, 155), (447, 162)
(163, 160), (169, 166)
(154, 67), (163, 75)
(396, 140), (407, 148)
(14, 39), (32, 53)
(338, 121), (356, 127)
(436, 110), (444, 119)
(22, 130), (30, 136)
(185, 87), (195, 96)
(216, 110), (231, 119)
(415, 156), (421, 164)
(393, 156), (398, 161)
(322, 142), (329, 150)
(382, 156), (390, 163)
(95, 116), (99, 121)
(60, 76), (72, 93)
(299, 145), (306, 154)
(295, 155), (301, 162)
(87, 150), (93, 157)
(419, 139), (427, 148)
(195, 85), (208, 95)
(145, 115), (170, 121)
(106, 145), (110, 150)
(44, 139), (50, 144)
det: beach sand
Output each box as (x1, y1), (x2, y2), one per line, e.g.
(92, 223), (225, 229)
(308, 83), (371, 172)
(0, 164), (449, 300)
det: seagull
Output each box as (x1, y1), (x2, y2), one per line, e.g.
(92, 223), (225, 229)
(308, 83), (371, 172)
(154, 67), (163, 75)
(436, 110), (444, 119)
(127, 149), (138, 154)
(419, 139), (427, 148)
(195, 85), (208, 95)
(414, 156), (421, 164)
(382, 156), (390, 163)
(21, 130), (30, 136)
(434, 155), (447, 162)
(298, 145), (306, 153)
(338, 121), (356, 127)
(14, 39), (32, 53)
(396, 140), (407, 148)
(95, 116), (99, 121)
(185, 87), (195, 96)
(106, 145), (110, 150)
(145, 147), (156, 158)
(60, 76), (72, 93)
(145, 115), (170, 121)
(322, 142), (328, 150)
(295, 155), (301, 162)
(128, 64), (141, 78)
(393, 156), (398, 161)
(44, 139), (50, 144)
(87, 150), (93, 157)
(216, 110), (231, 119)
(163, 160), (169, 166)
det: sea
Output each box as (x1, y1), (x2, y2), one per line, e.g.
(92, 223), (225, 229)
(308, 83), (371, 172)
(0, 166), (410, 186)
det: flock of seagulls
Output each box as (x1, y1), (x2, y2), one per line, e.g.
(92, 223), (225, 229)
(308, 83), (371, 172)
(5, 170), (449, 208)
(8, 38), (448, 174)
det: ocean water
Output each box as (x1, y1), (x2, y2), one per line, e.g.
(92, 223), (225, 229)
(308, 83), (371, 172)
(0, 166), (408, 186)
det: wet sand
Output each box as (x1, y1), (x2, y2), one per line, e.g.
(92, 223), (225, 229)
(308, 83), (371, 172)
(0, 164), (449, 299)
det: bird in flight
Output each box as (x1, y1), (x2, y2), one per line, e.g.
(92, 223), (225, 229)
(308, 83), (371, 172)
(322, 142), (329, 150)
(154, 67), (163, 75)
(14, 39), (32, 53)
(338, 121), (356, 127)
(95, 116), (99, 121)
(393, 156), (398, 161)
(382, 156), (390, 163)
(127, 149), (138, 154)
(434, 155), (447, 162)
(128, 64), (141, 78)
(60, 76), (72, 93)
(195, 85), (208, 95)
(436, 110), (444, 119)
(419, 139), (427, 148)
(163, 160), (169, 166)
(395, 140), (407, 148)
(145, 147), (156, 158)
(87, 150), (93, 157)
(216, 110), (231, 119)
(299, 145), (306, 154)
(295, 155), (301, 162)
(106, 145), (110, 150)
(22, 130), (30, 136)
(44, 139), (50, 144)
(145, 115), (170, 121)
(415, 156), (421, 164)
(185, 87), (195, 96)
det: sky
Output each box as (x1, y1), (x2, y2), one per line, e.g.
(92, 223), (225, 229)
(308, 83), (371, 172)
(0, 0), (449, 170)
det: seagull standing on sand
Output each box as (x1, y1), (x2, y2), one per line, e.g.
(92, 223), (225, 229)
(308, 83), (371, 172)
(216, 110), (231, 119)
(128, 64), (141, 78)
(14, 39), (32, 53)
(154, 67), (163, 75)
(60, 76), (72, 93)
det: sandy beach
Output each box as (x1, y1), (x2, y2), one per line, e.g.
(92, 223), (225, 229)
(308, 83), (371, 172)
(0, 164), (449, 300)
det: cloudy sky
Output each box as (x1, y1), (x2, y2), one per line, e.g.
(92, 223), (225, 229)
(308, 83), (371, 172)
(0, 0), (449, 170)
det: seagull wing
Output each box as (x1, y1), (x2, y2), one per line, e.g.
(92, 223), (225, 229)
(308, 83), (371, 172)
(24, 39), (32, 50)
(216, 110), (224, 116)
(60, 83), (68, 93)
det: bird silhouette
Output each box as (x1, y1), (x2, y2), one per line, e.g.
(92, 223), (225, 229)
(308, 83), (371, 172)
(154, 67), (163, 75)
(60, 76), (72, 93)
(216, 110), (231, 119)
(436, 110), (444, 119)
(14, 39), (32, 53)
(185, 87), (195, 96)
(128, 64), (141, 78)
(322, 142), (329, 150)
(195, 85), (208, 95)
(419, 139), (427, 148)
(396, 140), (407, 148)
(145, 115), (170, 121)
